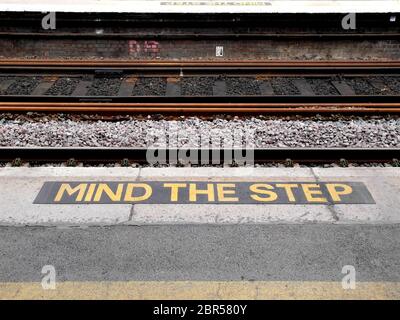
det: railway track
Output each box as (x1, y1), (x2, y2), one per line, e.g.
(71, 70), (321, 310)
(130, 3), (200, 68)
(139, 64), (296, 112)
(0, 60), (400, 114)
(1, 147), (399, 166)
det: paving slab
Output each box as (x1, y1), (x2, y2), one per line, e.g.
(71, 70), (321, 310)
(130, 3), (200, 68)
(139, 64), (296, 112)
(312, 167), (400, 223)
(0, 167), (399, 226)
(0, 167), (140, 226)
(129, 204), (334, 224)
(139, 167), (313, 178)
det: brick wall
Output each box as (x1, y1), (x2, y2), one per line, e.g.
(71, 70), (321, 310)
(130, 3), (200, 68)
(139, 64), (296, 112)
(0, 38), (399, 60)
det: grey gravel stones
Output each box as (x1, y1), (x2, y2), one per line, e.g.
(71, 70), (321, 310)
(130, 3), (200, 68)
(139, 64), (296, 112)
(4, 76), (41, 95)
(87, 77), (123, 96)
(345, 78), (381, 95)
(383, 77), (400, 94)
(226, 77), (261, 95)
(270, 78), (300, 95)
(308, 78), (339, 95)
(0, 116), (399, 148)
(181, 77), (214, 96)
(132, 77), (166, 96)
(45, 78), (81, 96)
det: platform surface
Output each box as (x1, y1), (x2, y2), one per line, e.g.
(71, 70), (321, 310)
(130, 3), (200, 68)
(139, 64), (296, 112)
(1, 166), (399, 226)
(0, 0), (399, 13)
(1, 166), (399, 299)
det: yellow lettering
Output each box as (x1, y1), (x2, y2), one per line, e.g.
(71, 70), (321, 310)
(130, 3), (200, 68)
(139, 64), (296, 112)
(217, 183), (239, 202)
(124, 183), (152, 202)
(326, 183), (353, 202)
(164, 183), (187, 202)
(84, 183), (97, 202)
(54, 183), (87, 202)
(249, 184), (278, 202)
(276, 184), (298, 202)
(94, 183), (123, 202)
(189, 183), (215, 202)
(302, 184), (327, 202)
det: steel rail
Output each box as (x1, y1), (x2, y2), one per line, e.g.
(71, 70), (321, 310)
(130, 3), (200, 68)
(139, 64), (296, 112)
(1, 102), (400, 113)
(0, 147), (399, 165)
(1, 60), (400, 78)
(2, 68), (399, 77)
(0, 60), (400, 80)
(1, 60), (400, 76)
(1, 68), (399, 77)
(2, 95), (400, 103)
(1, 60), (400, 67)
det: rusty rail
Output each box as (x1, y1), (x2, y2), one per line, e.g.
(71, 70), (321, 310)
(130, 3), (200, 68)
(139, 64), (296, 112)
(1, 102), (400, 113)
(0, 59), (400, 67)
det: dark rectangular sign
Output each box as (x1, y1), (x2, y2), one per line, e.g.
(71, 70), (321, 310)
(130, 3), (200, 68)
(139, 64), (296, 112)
(34, 181), (375, 205)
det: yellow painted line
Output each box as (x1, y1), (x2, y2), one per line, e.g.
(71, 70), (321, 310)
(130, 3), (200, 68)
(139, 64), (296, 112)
(0, 281), (399, 300)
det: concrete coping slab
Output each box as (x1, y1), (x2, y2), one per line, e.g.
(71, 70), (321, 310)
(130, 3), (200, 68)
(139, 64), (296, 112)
(0, 166), (399, 226)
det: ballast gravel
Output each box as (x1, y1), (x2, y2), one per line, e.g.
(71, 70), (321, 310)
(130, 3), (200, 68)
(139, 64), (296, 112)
(45, 77), (81, 96)
(87, 77), (123, 96)
(0, 116), (399, 148)
(132, 77), (166, 96)
(345, 78), (382, 95)
(308, 78), (339, 95)
(181, 77), (214, 96)
(270, 78), (300, 95)
(4, 76), (42, 95)
(226, 77), (261, 96)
